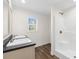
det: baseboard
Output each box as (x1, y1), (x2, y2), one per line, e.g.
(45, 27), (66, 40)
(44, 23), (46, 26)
(35, 42), (51, 47)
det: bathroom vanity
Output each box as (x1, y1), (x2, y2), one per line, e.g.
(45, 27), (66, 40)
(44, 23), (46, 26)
(4, 45), (35, 59)
(3, 34), (36, 59)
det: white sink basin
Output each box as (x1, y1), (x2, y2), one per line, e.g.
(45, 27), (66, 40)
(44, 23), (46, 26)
(7, 38), (32, 47)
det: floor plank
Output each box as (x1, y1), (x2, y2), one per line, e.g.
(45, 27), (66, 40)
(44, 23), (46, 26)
(35, 43), (59, 59)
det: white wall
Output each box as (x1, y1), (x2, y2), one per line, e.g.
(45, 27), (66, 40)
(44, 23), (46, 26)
(63, 7), (76, 51)
(63, 7), (76, 33)
(3, 5), (8, 37)
(12, 8), (50, 47)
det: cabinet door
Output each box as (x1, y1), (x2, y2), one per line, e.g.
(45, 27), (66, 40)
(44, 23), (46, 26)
(4, 46), (35, 59)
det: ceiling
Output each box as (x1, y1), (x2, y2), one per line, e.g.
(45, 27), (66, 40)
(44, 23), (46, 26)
(4, 0), (76, 15)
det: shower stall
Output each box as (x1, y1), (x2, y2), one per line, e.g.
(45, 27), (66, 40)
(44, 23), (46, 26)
(51, 7), (76, 59)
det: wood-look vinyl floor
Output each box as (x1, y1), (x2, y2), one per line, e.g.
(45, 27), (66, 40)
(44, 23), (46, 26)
(35, 43), (59, 59)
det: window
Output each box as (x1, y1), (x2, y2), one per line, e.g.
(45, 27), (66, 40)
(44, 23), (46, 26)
(28, 16), (37, 32)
